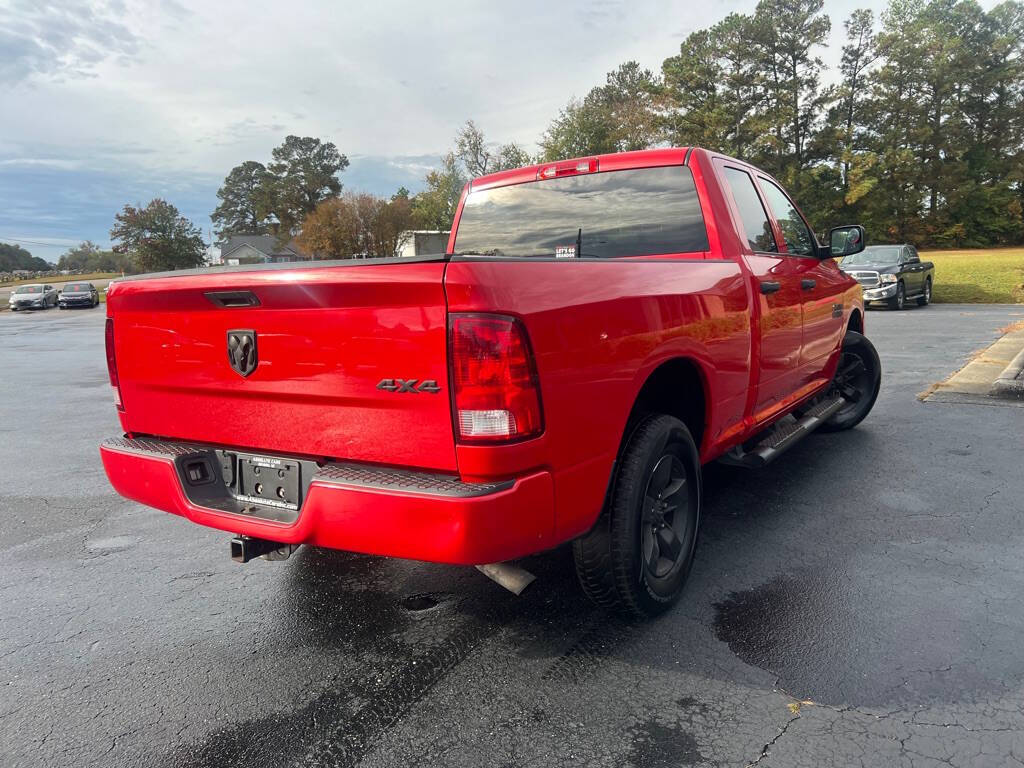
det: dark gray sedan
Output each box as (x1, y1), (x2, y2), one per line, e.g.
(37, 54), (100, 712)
(58, 282), (100, 309)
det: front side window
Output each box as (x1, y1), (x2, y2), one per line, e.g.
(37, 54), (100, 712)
(759, 178), (815, 257)
(722, 167), (776, 253)
(452, 165), (709, 259)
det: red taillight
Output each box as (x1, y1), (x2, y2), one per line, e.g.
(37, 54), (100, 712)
(449, 314), (543, 443)
(104, 318), (123, 411)
(537, 158), (598, 180)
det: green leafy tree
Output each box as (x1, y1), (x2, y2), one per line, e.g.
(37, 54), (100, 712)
(411, 152), (466, 231)
(662, 14), (763, 158)
(539, 97), (618, 161)
(0, 243), (51, 272)
(593, 62), (663, 151)
(211, 161), (273, 239)
(211, 136), (348, 243)
(748, 0), (833, 200)
(111, 199), (206, 273)
(266, 135), (349, 237)
(56, 241), (101, 272)
(540, 62), (661, 161)
(828, 9), (878, 202)
(58, 241), (133, 273)
(454, 120), (532, 176)
(298, 192), (415, 259)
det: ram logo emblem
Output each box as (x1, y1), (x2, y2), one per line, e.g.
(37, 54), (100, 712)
(227, 330), (258, 377)
(376, 378), (441, 394)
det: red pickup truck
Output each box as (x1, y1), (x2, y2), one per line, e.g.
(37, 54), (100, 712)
(100, 147), (880, 617)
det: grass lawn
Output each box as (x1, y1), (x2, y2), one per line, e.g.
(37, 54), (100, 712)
(0, 271), (119, 288)
(920, 248), (1024, 304)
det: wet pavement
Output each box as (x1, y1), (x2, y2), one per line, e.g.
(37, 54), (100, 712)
(2, 303), (1024, 767)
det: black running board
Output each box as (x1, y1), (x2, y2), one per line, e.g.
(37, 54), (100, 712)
(718, 396), (845, 469)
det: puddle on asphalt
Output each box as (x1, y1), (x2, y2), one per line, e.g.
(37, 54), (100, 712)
(712, 567), (1022, 708)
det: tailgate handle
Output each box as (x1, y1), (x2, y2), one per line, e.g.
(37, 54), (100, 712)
(205, 291), (260, 308)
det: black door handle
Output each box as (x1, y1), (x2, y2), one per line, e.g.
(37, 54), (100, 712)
(801, 279), (816, 290)
(760, 281), (781, 295)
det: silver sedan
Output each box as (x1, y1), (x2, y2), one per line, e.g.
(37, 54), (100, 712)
(9, 284), (59, 311)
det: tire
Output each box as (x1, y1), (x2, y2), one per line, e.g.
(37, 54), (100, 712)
(888, 282), (905, 310)
(573, 414), (701, 619)
(917, 278), (932, 306)
(820, 330), (881, 432)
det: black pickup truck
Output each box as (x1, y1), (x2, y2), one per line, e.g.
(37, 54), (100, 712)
(839, 244), (935, 310)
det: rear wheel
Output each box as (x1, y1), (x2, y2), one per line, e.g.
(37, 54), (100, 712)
(917, 278), (932, 306)
(820, 330), (881, 432)
(573, 414), (701, 619)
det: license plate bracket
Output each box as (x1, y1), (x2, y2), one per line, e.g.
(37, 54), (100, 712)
(221, 452), (302, 510)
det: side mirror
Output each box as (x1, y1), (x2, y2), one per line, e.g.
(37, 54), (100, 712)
(827, 225), (866, 258)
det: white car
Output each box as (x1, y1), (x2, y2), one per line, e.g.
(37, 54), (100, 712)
(9, 284), (58, 311)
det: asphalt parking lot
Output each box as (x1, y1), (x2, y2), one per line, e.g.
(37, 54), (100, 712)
(3, 303), (1024, 768)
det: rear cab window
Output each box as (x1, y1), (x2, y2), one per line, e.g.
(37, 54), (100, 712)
(452, 165), (709, 259)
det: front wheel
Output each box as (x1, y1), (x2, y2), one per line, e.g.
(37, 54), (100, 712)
(573, 414), (701, 619)
(888, 282), (906, 310)
(917, 278), (932, 306)
(820, 330), (881, 432)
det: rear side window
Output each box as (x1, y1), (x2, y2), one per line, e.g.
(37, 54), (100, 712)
(453, 165), (709, 259)
(722, 167), (776, 253)
(759, 178), (815, 257)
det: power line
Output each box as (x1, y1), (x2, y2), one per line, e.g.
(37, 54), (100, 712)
(0, 235), (81, 247)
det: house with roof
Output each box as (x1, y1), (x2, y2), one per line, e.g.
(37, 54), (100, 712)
(220, 235), (310, 264)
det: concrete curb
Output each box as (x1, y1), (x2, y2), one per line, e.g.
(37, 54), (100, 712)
(991, 346), (1024, 400)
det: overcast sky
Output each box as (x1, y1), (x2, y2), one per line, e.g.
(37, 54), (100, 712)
(0, 0), (955, 262)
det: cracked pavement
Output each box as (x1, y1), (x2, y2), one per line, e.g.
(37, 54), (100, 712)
(2, 303), (1024, 767)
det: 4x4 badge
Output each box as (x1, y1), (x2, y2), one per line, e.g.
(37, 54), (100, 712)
(227, 330), (258, 377)
(377, 378), (441, 394)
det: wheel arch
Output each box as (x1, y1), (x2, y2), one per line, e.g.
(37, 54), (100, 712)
(848, 307), (863, 335)
(623, 357), (708, 458)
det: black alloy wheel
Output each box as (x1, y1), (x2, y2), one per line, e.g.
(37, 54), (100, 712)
(821, 330), (881, 432)
(573, 414), (701, 619)
(640, 455), (692, 584)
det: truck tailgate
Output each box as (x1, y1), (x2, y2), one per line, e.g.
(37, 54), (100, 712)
(107, 261), (457, 472)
